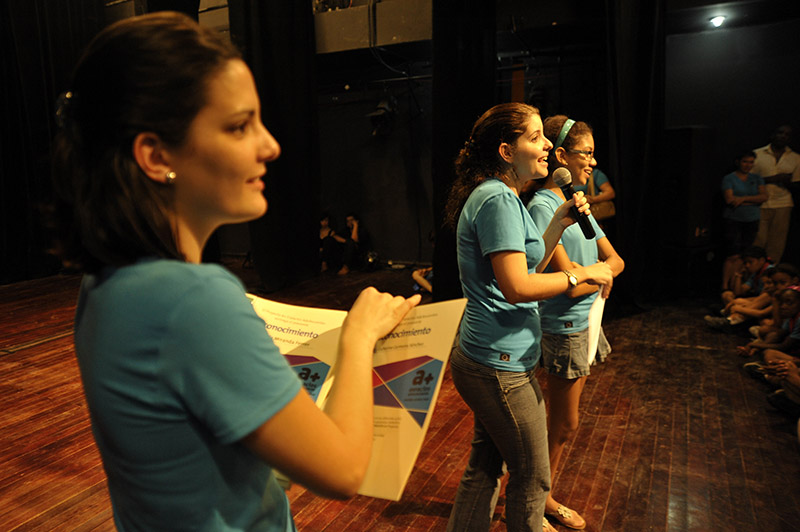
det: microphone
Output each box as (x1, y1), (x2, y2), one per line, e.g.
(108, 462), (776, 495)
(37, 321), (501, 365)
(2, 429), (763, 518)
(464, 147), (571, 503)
(553, 167), (596, 239)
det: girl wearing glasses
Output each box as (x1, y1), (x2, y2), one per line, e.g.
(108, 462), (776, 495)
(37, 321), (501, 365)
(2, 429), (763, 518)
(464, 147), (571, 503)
(526, 115), (625, 530)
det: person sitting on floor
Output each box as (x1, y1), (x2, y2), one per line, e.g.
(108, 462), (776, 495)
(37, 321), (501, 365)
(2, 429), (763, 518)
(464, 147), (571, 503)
(319, 212), (344, 273)
(762, 360), (800, 418)
(412, 266), (433, 294)
(720, 245), (771, 306)
(745, 287), (800, 418)
(706, 265), (776, 332)
(740, 286), (800, 371)
(747, 263), (800, 339)
(338, 212), (372, 275)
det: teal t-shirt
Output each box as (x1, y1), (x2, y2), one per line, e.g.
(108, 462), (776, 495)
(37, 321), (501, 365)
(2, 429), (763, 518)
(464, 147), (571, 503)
(721, 171), (764, 222)
(74, 259), (302, 531)
(456, 179), (544, 371)
(528, 188), (605, 334)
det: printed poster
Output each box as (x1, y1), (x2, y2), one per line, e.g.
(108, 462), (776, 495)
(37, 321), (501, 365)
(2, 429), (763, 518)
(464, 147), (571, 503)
(247, 295), (466, 501)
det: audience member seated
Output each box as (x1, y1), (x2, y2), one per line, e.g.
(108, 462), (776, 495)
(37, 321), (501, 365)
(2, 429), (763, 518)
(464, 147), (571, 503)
(740, 286), (800, 419)
(705, 265), (776, 332)
(762, 360), (800, 418)
(740, 286), (800, 373)
(412, 266), (433, 294)
(720, 245), (771, 307)
(319, 213), (344, 274)
(747, 263), (800, 339)
(338, 212), (372, 275)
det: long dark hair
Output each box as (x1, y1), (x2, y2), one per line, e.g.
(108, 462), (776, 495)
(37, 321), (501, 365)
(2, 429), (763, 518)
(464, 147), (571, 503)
(443, 103), (540, 229)
(49, 12), (240, 273)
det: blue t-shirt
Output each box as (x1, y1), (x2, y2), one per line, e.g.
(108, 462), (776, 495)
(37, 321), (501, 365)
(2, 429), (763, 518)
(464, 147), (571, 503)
(456, 179), (544, 371)
(74, 259), (302, 532)
(781, 313), (800, 340)
(780, 312), (800, 356)
(721, 171), (764, 222)
(743, 262), (771, 296)
(573, 167), (610, 195)
(528, 188), (605, 334)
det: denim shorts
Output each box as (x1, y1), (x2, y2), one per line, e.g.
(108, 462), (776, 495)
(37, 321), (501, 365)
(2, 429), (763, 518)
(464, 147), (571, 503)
(541, 328), (591, 379)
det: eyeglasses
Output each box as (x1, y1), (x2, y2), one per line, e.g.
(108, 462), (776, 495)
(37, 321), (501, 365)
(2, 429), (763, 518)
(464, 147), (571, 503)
(567, 149), (595, 160)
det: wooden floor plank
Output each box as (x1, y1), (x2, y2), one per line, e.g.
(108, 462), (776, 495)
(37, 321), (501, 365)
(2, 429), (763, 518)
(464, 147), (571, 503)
(2, 265), (800, 532)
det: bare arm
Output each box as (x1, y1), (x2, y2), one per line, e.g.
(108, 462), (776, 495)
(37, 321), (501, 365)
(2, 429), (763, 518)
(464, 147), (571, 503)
(587, 180), (615, 204)
(730, 267), (752, 296)
(544, 250), (604, 299)
(750, 335), (799, 354)
(491, 250), (613, 304)
(412, 268), (433, 293)
(725, 185), (768, 207)
(547, 246), (598, 299)
(537, 232), (623, 299)
(731, 303), (773, 319)
(242, 288), (421, 499)
(734, 292), (772, 309)
(761, 173), (792, 187)
(597, 237), (625, 276)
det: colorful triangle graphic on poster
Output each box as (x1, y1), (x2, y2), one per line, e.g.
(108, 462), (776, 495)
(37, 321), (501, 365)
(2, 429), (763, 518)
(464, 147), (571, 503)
(284, 355), (331, 402)
(373, 384), (403, 408)
(372, 356), (443, 428)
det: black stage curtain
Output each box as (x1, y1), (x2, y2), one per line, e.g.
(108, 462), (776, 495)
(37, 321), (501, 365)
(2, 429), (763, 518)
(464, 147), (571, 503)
(146, 0), (200, 20)
(431, 0), (496, 301)
(228, 1), (320, 292)
(1, 0), (105, 284)
(604, 0), (666, 304)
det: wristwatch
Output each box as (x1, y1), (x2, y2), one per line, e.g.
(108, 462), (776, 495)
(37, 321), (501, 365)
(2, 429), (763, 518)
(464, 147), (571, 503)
(563, 270), (578, 288)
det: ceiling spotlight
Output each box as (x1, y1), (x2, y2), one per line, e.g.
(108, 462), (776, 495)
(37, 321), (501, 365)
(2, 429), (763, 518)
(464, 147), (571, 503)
(710, 16), (726, 28)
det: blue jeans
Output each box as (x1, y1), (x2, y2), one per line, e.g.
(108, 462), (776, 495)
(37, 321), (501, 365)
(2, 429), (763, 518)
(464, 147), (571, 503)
(446, 345), (550, 532)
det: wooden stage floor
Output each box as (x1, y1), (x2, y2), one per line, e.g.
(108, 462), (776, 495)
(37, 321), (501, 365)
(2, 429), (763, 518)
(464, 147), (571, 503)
(2, 259), (799, 531)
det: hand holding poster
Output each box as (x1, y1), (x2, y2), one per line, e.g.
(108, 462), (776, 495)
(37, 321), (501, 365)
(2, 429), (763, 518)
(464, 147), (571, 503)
(247, 295), (466, 501)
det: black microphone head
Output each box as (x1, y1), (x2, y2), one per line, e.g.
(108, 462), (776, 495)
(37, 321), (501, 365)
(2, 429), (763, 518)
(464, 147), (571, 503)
(552, 167), (573, 187)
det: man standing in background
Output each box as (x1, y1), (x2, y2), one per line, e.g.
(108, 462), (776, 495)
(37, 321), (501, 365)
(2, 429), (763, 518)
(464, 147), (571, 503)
(752, 125), (800, 263)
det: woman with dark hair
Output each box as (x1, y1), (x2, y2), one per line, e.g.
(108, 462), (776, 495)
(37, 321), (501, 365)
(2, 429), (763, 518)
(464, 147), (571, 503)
(50, 12), (419, 531)
(527, 115), (625, 530)
(443, 103), (612, 532)
(720, 150), (767, 291)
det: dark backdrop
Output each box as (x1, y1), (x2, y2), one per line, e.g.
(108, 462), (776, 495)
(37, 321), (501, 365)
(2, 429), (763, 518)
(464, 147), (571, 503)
(228, 0), (320, 292)
(3, 0), (800, 305)
(665, 18), (800, 271)
(1, 0), (105, 284)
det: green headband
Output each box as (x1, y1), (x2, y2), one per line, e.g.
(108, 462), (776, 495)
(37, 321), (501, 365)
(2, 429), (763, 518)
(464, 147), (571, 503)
(554, 118), (575, 150)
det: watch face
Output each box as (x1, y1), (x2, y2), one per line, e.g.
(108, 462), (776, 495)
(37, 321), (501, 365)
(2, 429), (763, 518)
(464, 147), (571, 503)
(565, 271), (577, 286)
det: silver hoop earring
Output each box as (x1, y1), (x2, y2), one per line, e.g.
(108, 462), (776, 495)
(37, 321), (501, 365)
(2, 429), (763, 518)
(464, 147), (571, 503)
(165, 171), (177, 185)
